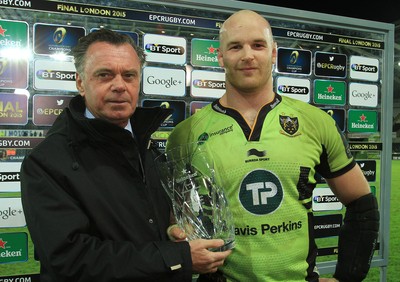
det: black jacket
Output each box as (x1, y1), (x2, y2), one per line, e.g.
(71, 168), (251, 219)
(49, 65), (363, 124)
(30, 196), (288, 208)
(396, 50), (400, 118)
(20, 95), (192, 282)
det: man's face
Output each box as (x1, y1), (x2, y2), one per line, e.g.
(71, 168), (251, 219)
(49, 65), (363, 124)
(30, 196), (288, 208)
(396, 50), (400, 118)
(218, 18), (276, 93)
(76, 41), (141, 127)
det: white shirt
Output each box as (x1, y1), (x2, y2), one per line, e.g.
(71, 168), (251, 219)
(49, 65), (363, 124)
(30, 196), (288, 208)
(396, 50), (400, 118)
(84, 108), (134, 135)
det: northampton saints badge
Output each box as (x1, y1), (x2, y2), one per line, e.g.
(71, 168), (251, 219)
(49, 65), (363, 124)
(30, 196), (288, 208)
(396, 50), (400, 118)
(279, 115), (300, 136)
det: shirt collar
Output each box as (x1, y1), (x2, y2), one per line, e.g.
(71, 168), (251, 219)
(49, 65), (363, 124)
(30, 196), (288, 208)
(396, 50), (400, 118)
(84, 108), (133, 134)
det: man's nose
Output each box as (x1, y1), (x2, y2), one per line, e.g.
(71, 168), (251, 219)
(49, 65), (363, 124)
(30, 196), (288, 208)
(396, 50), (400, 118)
(241, 45), (254, 61)
(111, 75), (126, 92)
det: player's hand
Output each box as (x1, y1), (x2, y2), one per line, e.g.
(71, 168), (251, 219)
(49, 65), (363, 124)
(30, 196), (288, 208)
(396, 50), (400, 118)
(189, 239), (232, 274)
(167, 224), (186, 241)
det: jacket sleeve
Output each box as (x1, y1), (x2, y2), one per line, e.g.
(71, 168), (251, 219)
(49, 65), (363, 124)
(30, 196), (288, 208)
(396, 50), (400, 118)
(20, 151), (193, 282)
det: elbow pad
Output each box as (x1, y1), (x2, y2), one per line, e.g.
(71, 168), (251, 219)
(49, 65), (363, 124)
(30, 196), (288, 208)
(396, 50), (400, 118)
(333, 193), (379, 282)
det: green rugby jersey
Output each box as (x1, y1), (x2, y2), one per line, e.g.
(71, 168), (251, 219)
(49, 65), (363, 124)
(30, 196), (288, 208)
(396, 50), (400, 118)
(167, 94), (355, 282)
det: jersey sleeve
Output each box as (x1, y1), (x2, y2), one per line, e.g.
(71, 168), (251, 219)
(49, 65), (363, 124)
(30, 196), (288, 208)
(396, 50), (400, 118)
(315, 110), (356, 179)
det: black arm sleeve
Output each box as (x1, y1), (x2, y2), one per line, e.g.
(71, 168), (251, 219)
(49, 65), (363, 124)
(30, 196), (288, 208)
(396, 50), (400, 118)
(333, 193), (379, 282)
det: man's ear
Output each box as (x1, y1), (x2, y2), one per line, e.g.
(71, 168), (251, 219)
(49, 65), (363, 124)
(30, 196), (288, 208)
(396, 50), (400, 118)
(217, 48), (224, 68)
(75, 72), (85, 96)
(271, 42), (278, 65)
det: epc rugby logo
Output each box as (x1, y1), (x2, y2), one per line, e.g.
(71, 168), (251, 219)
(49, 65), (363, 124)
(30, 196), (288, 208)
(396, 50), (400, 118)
(239, 169), (283, 215)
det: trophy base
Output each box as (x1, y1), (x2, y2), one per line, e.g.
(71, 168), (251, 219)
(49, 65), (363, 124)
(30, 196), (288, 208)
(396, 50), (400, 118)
(210, 240), (235, 252)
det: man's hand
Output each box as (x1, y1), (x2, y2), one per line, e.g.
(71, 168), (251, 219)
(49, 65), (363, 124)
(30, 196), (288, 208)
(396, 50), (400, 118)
(189, 239), (232, 274)
(167, 224), (232, 273)
(167, 224), (186, 241)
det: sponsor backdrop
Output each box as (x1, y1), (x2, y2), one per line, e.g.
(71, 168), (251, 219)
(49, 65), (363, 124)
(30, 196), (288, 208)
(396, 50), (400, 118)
(0, 0), (393, 280)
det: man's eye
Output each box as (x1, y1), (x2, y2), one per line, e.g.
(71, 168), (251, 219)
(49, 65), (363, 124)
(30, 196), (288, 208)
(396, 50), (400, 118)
(96, 73), (111, 79)
(254, 43), (266, 49)
(124, 73), (138, 80)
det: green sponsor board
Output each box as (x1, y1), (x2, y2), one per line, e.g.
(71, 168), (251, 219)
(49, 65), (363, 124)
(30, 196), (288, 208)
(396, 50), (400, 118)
(314, 80), (346, 105)
(191, 38), (219, 67)
(0, 19), (29, 49)
(348, 109), (377, 132)
(0, 232), (28, 263)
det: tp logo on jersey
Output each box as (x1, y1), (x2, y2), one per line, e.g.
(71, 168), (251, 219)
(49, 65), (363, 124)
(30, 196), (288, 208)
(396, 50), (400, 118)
(239, 169), (283, 214)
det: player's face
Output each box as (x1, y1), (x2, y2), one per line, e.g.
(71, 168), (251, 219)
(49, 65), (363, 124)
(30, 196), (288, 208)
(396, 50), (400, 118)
(218, 17), (276, 93)
(76, 41), (141, 128)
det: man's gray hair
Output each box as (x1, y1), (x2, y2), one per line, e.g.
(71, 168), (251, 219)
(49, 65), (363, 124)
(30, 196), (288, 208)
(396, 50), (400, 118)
(71, 28), (146, 78)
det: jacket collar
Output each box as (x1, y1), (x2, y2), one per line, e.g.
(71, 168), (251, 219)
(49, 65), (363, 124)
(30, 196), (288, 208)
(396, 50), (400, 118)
(53, 95), (173, 147)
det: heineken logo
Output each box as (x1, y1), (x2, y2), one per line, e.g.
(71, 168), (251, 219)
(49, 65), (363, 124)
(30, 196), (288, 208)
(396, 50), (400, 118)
(313, 80), (346, 105)
(191, 39), (220, 67)
(0, 232), (28, 263)
(0, 20), (28, 48)
(348, 110), (377, 133)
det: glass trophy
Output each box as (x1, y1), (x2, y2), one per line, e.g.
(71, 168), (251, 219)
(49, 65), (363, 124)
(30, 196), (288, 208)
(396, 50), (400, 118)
(155, 142), (235, 251)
